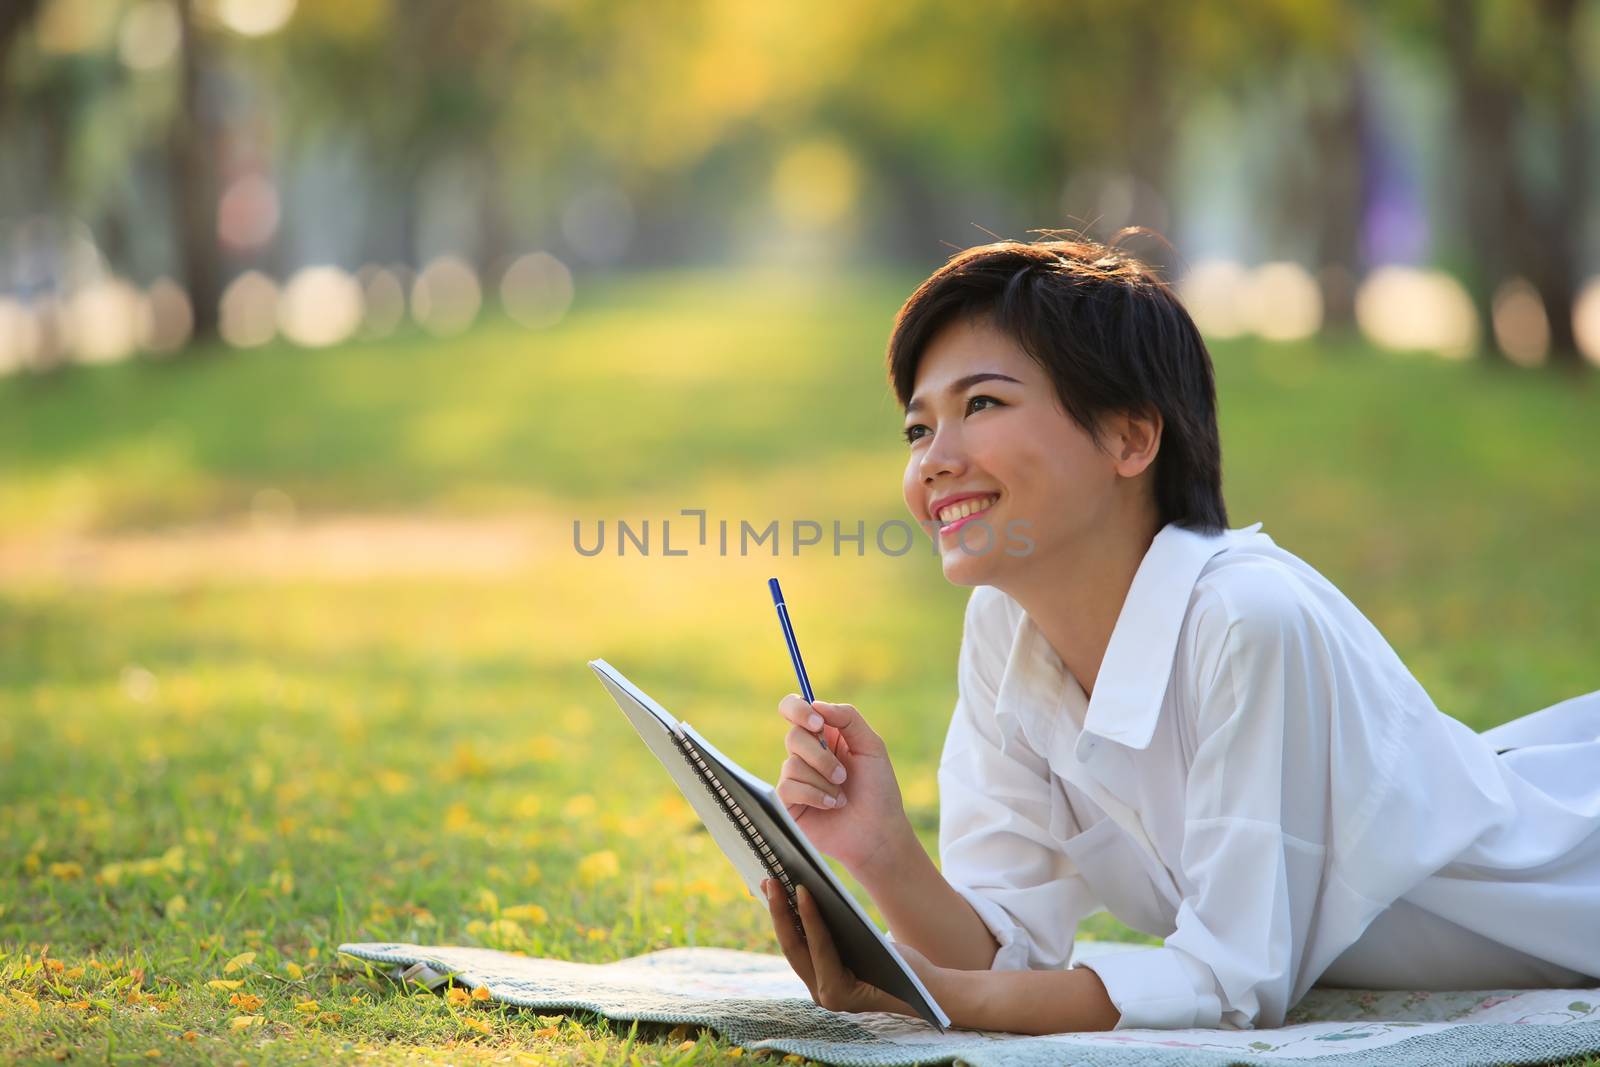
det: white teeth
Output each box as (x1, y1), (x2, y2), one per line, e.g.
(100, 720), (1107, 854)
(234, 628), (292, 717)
(937, 494), (998, 524)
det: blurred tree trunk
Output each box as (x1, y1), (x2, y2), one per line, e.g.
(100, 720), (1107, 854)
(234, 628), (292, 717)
(1120, 15), (1177, 276)
(0, 0), (43, 99)
(1444, 0), (1588, 371)
(1443, 2), (1514, 365)
(1532, 0), (1586, 369)
(478, 150), (512, 281)
(1311, 66), (1366, 332)
(168, 0), (222, 346)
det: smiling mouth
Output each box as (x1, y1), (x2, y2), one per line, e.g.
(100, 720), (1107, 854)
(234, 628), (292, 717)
(936, 493), (999, 533)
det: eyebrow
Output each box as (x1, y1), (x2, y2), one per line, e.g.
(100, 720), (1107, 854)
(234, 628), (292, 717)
(904, 372), (1023, 415)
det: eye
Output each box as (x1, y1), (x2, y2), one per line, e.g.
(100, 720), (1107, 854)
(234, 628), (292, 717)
(967, 394), (1002, 415)
(902, 396), (998, 447)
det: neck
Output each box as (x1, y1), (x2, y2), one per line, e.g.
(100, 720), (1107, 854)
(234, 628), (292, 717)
(995, 508), (1162, 700)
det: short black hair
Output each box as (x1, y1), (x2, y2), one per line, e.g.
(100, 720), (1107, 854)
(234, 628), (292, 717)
(886, 232), (1229, 534)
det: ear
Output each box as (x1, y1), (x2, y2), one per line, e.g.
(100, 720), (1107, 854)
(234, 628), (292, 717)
(1107, 406), (1162, 479)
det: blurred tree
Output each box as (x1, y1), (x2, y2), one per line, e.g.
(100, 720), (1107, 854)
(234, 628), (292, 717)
(789, 1), (1353, 274)
(1264, 0), (1367, 331)
(168, 0), (220, 344)
(278, 0), (583, 269)
(1441, 0), (1591, 370)
(0, 0), (45, 97)
(1, 0), (1591, 370)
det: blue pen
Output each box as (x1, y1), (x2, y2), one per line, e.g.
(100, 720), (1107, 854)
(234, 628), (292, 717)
(769, 577), (832, 753)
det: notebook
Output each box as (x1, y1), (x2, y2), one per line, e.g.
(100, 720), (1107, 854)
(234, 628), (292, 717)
(587, 658), (951, 1030)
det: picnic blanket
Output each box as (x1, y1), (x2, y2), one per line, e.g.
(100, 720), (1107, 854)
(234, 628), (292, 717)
(338, 939), (1600, 1066)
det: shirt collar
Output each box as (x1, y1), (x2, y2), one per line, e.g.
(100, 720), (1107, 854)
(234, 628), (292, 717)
(1056, 520), (1262, 752)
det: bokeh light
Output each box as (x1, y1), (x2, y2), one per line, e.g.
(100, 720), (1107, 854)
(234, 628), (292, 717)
(1491, 278), (1550, 368)
(1355, 266), (1479, 359)
(499, 253), (575, 330)
(219, 270), (280, 348)
(217, 174), (281, 251)
(34, 0), (118, 54)
(1177, 259), (1248, 340)
(141, 278), (194, 354)
(278, 266), (364, 348)
(411, 255), (481, 337)
(358, 265), (407, 339)
(770, 138), (861, 233)
(1575, 279), (1600, 369)
(67, 277), (147, 364)
(1242, 262), (1323, 342)
(116, 0), (179, 71)
(208, 0), (298, 38)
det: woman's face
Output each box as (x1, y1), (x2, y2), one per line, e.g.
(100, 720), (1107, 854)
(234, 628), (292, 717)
(900, 314), (1129, 586)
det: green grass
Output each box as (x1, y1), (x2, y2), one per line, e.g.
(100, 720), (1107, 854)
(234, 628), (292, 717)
(1, 269), (1597, 1063)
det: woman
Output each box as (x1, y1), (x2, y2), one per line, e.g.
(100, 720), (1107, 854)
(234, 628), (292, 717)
(759, 235), (1600, 1034)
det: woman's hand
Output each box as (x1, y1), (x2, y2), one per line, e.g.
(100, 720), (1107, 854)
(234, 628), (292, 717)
(774, 694), (910, 875)
(762, 877), (949, 1020)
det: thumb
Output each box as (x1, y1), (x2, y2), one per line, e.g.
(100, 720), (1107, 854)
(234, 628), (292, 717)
(810, 700), (886, 758)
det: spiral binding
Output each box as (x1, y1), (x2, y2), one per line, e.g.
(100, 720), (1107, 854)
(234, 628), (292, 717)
(675, 731), (805, 935)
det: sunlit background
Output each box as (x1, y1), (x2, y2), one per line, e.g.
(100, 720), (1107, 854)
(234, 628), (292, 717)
(1, 0), (1598, 369)
(2, 2), (1598, 1062)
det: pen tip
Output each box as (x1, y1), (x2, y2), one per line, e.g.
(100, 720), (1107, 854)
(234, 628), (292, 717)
(768, 577), (782, 605)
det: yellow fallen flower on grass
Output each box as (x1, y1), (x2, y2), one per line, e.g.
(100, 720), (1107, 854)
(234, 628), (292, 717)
(577, 849), (619, 885)
(223, 952), (256, 974)
(229, 1015), (262, 1031)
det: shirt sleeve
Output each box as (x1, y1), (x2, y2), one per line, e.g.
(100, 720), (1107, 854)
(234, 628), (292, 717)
(1076, 580), (1340, 1030)
(938, 588), (1101, 972)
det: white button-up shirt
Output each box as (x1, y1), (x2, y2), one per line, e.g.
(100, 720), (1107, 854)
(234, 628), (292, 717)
(938, 520), (1600, 1030)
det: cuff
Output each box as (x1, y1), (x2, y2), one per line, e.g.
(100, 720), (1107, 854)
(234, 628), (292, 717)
(1074, 945), (1222, 1030)
(946, 883), (1032, 971)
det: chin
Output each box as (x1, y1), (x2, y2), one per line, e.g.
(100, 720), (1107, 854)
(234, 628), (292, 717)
(931, 511), (1014, 585)
(938, 542), (1003, 586)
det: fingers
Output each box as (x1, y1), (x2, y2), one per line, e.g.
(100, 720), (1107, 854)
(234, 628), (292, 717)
(763, 878), (815, 993)
(794, 884), (849, 1010)
(777, 753), (847, 810)
(778, 693), (826, 732)
(810, 700), (886, 759)
(784, 725), (848, 785)
(778, 693), (839, 758)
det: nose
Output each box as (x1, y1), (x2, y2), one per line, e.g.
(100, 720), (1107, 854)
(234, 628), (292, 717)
(919, 423), (966, 485)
